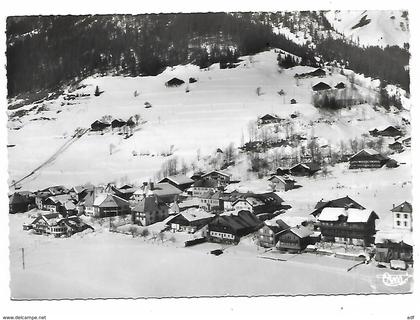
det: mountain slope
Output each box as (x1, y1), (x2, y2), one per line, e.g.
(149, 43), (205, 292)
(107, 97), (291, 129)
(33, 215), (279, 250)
(324, 10), (409, 48)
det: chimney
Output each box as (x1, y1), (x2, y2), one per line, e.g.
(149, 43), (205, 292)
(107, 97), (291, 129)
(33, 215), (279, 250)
(392, 204), (395, 209)
(149, 181), (154, 190)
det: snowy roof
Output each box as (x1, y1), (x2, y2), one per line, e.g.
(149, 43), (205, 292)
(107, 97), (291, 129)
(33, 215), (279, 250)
(391, 201), (412, 213)
(346, 208), (376, 223)
(178, 208), (213, 222)
(93, 193), (129, 208)
(375, 231), (413, 247)
(289, 226), (313, 238)
(318, 207), (376, 223)
(317, 207), (346, 221)
(159, 174), (194, 185)
(201, 170), (231, 178)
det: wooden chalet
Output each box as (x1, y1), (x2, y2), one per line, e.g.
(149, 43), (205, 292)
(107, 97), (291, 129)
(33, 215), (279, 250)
(349, 149), (389, 169)
(268, 175), (296, 191)
(276, 225), (313, 252)
(289, 162), (320, 176)
(219, 191), (244, 211)
(369, 126), (403, 137)
(312, 82), (331, 91)
(165, 77), (185, 87)
(258, 114), (281, 125)
(311, 196), (365, 217)
(91, 193), (130, 218)
(232, 192), (286, 215)
(388, 141), (404, 152)
(294, 68), (326, 79)
(201, 170), (231, 184)
(257, 221), (289, 248)
(317, 207), (379, 246)
(158, 174), (194, 191)
(207, 211), (263, 244)
(111, 118), (127, 130)
(334, 82), (346, 89)
(27, 213), (93, 237)
(90, 120), (111, 131)
(132, 193), (169, 226)
(167, 208), (213, 233)
(43, 194), (78, 216)
(375, 232), (413, 263)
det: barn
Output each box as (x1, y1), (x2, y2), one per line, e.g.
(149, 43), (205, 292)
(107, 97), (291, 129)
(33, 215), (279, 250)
(312, 82), (331, 91)
(91, 120), (111, 131)
(349, 149), (389, 169)
(165, 77), (185, 87)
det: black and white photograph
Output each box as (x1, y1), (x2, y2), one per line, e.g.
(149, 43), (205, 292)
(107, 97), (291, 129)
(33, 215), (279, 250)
(1, 0), (418, 319)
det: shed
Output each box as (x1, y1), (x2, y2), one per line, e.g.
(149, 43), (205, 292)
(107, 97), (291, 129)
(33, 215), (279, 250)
(312, 82), (331, 91)
(165, 78), (185, 87)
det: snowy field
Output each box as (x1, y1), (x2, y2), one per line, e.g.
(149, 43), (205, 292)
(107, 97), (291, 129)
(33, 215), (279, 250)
(7, 49), (407, 191)
(9, 214), (412, 299)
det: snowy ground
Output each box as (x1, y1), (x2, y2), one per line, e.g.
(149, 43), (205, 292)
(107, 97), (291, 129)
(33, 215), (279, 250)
(7, 49), (407, 191)
(9, 214), (412, 299)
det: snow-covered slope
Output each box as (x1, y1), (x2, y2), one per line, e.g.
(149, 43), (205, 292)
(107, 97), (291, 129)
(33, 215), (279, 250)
(325, 10), (409, 48)
(7, 50), (409, 191)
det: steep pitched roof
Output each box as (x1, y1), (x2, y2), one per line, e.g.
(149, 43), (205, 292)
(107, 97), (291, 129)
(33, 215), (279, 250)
(201, 170), (231, 178)
(312, 196), (365, 216)
(94, 194), (129, 208)
(159, 174), (194, 185)
(318, 207), (377, 223)
(391, 201), (412, 213)
(133, 195), (168, 213)
(289, 225), (313, 238)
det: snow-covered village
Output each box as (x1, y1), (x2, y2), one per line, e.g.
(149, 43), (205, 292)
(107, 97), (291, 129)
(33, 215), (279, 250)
(5, 11), (414, 300)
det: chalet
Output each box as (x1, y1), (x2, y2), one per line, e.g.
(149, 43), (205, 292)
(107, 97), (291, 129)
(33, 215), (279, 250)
(317, 207), (379, 246)
(312, 82), (331, 91)
(133, 182), (182, 203)
(375, 233), (413, 263)
(132, 193), (169, 226)
(113, 185), (137, 201)
(220, 191), (245, 211)
(158, 174), (194, 191)
(295, 68), (326, 79)
(207, 211), (263, 244)
(165, 77), (185, 87)
(199, 190), (223, 212)
(43, 194), (77, 215)
(276, 225), (313, 252)
(388, 141), (403, 152)
(401, 136), (411, 147)
(268, 175), (296, 191)
(392, 202), (412, 231)
(370, 126), (402, 137)
(77, 188), (95, 215)
(39, 185), (69, 196)
(70, 185), (88, 200)
(191, 179), (219, 198)
(111, 118), (126, 130)
(90, 193), (131, 218)
(90, 120), (111, 131)
(349, 149), (389, 169)
(257, 222), (288, 248)
(232, 192), (285, 215)
(289, 162), (320, 176)
(275, 167), (291, 176)
(201, 170), (231, 184)
(311, 196), (365, 218)
(258, 114), (281, 125)
(167, 208), (213, 233)
(335, 82), (346, 89)
(28, 213), (93, 237)
(190, 171), (205, 181)
(9, 192), (34, 214)
(290, 99), (297, 104)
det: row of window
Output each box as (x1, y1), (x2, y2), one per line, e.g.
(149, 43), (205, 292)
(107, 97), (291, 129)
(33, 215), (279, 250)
(210, 231), (234, 239)
(395, 213), (409, 219)
(396, 220), (409, 227)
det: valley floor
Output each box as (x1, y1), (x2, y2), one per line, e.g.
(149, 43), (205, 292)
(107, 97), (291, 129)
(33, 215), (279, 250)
(9, 214), (412, 299)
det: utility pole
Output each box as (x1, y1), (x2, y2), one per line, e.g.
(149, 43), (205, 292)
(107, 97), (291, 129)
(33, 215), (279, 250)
(21, 248), (25, 270)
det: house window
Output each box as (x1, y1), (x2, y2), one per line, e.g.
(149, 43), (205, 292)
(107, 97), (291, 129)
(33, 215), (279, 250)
(396, 221), (401, 226)
(404, 214), (408, 219)
(404, 221), (407, 227)
(396, 213), (400, 218)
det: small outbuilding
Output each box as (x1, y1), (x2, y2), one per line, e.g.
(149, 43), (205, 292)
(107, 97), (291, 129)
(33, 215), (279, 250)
(312, 82), (331, 91)
(165, 78), (185, 87)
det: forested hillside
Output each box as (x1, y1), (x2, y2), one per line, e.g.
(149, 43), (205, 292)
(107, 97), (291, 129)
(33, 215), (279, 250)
(7, 11), (410, 100)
